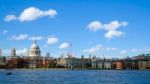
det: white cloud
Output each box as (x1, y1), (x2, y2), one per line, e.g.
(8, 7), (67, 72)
(120, 49), (127, 55)
(130, 48), (150, 53)
(83, 45), (117, 54)
(121, 21), (128, 27)
(105, 30), (124, 39)
(59, 43), (70, 49)
(131, 49), (138, 52)
(142, 48), (150, 51)
(103, 21), (128, 31)
(2, 30), (8, 34)
(19, 7), (57, 22)
(87, 20), (128, 39)
(11, 34), (28, 40)
(106, 47), (117, 51)
(16, 48), (27, 55)
(83, 44), (103, 54)
(47, 37), (58, 45)
(118, 48), (150, 55)
(4, 7), (57, 22)
(87, 21), (103, 32)
(4, 15), (17, 22)
(29, 36), (43, 40)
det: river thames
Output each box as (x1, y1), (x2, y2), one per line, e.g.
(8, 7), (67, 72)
(0, 69), (150, 84)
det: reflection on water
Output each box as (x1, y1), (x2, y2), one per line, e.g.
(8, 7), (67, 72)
(0, 69), (150, 84)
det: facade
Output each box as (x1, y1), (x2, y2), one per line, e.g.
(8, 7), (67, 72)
(1, 40), (150, 70)
(57, 56), (67, 68)
(6, 48), (21, 68)
(132, 54), (150, 70)
(123, 58), (139, 70)
(91, 56), (97, 69)
(78, 55), (91, 69)
(138, 60), (150, 70)
(97, 61), (103, 69)
(0, 56), (5, 68)
(20, 56), (29, 68)
(67, 57), (80, 69)
(44, 57), (56, 68)
(103, 60), (112, 69)
(115, 61), (124, 70)
(91, 58), (112, 69)
(6, 56), (21, 68)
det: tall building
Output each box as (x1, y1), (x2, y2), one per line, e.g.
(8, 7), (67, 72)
(46, 52), (50, 57)
(0, 49), (2, 56)
(11, 48), (16, 56)
(0, 56), (5, 68)
(29, 40), (41, 57)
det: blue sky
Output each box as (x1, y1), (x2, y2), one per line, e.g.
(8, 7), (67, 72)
(0, 0), (150, 58)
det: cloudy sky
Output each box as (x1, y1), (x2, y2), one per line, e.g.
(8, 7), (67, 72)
(0, 0), (150, 58)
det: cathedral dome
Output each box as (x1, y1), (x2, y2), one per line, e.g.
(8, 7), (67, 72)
(30, 43), (40, 49)
(29, 40), (41, 57)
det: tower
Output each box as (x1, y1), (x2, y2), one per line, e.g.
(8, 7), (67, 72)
(67, 43), (72, 58)
(67, 43), (73, 69)
(46, 52), (50, 57)
(11, 48), (16, 56)
(0, 49), (2, 56)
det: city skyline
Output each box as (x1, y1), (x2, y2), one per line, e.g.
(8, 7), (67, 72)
(0, 0), (150, 58)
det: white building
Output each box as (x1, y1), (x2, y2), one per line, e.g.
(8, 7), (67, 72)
(29, 40), (41, 57)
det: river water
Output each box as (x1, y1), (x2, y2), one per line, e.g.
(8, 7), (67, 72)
(0, 69), (150, 84)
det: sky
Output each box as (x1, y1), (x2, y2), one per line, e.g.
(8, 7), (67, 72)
(0, 0), (150, 58)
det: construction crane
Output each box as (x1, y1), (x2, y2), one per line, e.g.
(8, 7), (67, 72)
(67, 43), (72, 58)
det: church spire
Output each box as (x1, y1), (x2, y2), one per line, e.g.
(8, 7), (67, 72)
(33, 40), (37, 44)
(11, 48), (16, 56)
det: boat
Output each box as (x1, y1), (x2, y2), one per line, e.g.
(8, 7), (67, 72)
(5, 66), (13, 75)
(6, 72), (12, 75)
